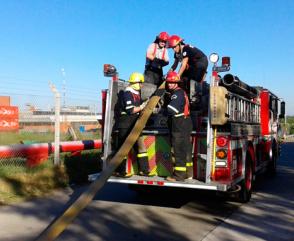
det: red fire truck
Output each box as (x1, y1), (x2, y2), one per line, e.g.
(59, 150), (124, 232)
(97, 53), (285, 202)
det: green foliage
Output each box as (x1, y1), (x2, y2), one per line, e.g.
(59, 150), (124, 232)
(0, 163), (68, 205)
(284, 116), (294, 135)
(0, 158), (27, 177)
(290, 125), (294, 135)
(0, 150), (102, 205)
(64, 150), (102, 184)
(287, 116), (294, 124)
(0, 132), (55, 145)
(0, 129), (101, 145)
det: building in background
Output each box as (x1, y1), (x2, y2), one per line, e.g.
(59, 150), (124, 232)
(0, 96), (19, 131)
(0, 95), (101, 133)
(20, 105), (102, 133)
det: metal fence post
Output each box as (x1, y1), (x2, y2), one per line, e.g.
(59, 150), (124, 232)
(50, 82), (61, 165)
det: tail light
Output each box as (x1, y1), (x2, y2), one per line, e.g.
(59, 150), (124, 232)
(216, 149), (227, 159)
(216, 136), (228, 147)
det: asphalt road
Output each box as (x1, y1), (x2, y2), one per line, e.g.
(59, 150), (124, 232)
(0, 143), (293, 241)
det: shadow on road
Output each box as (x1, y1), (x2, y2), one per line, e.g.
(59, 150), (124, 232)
(1, 143), (292, 241)
(202, 142), (294, 241)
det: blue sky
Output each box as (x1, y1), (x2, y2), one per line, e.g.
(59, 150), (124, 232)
(0, 0), (294, 114)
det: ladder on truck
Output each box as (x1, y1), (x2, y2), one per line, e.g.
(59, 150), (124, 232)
(227, 92), (260, 123)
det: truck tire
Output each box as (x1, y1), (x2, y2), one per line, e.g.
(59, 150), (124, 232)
(267, 143), (277, 176)
(238, 154), (253, 203)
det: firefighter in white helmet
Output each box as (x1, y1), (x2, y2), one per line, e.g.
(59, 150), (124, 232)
(165, 71), (193, 181)
(144, 32), (170, 86)
(114, 72), (150, 177)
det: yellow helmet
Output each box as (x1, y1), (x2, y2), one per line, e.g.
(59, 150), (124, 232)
(128, 72), (144, 90)
(128, 72), (144, 83)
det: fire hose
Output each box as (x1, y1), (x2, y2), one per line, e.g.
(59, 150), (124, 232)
(34, 82), (166, 241)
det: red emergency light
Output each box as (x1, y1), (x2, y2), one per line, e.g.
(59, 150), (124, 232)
(103, 64), (117, 77)
(222, 57), (230, 66)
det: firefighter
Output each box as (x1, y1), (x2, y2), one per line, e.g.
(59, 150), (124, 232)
(168, 35), (208, 104)
(144, 32), (170, 86)
(165, 71), (193, 181)
(115, 72), (150, 177)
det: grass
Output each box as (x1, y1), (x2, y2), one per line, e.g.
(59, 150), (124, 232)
(0, 162), (68, 205)
(0, 150), (102, 205)
(0, 130), (101, 145)
(0, 131), (56, 145)
(64, 150), (102, 183)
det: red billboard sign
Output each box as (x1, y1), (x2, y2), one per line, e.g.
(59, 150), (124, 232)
(0, 106), (19, 131)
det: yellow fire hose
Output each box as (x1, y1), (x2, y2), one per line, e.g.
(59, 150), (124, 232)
(34, 82), (166, 241)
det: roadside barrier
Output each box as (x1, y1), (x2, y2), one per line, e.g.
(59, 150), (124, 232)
(0, 140), (102, 167)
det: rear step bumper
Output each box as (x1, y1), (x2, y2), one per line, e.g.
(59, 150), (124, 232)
(89, 174), (229, 191)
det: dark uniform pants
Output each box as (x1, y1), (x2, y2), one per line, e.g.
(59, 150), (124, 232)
(171, 116), (193, 179)
(115, 115), (148, 175)
(144, 69), (163, 87)
(182, 57), (208, 100)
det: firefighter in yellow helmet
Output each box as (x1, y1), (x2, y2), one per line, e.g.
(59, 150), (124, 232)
(165, 71), (193, 181)
(115, 72), (151, 177)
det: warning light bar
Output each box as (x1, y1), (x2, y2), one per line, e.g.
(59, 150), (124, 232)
(103, 64), (117, 77)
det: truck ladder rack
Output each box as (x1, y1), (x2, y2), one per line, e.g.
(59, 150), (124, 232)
(227, 92), (260, 123)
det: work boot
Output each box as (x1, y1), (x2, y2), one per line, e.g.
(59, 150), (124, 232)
(139, 170), (155, 177)
(137, 152), (150, 176)
(166, 170), (186, 182)
(115, 158), (127, 176)
(119, 172), (133, 178)
(186, 165), (194, 180)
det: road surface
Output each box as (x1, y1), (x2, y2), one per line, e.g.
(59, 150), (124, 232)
(0, 143), (293, 241)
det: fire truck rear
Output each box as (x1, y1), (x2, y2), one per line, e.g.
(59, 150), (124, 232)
(96, 53), (285, 202)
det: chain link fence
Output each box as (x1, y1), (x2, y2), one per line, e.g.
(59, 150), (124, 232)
(0, 90), (101, 170)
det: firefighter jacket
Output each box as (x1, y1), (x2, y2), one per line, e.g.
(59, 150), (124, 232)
(174, 44), (208, 81)
(117, 86), (141, 129)
(167, 87), (191, 133)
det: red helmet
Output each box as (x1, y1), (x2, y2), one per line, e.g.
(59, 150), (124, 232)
(166, 71), (181, 83)
(168, 35), (183, 48)
(158, 32), (169, 41)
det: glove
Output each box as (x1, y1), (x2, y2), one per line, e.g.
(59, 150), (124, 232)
(140, 100), (148, 110)
(159, 97), (165, 106)
(153, 57), (169, 67)
(153, 107), (160, 114)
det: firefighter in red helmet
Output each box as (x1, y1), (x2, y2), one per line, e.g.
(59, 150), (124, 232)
(165, 71), (193, 181)
(144, 32), (170, 86)
(168, 35), (208, 105)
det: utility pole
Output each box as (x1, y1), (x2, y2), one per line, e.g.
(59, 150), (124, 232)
(49, 81), (61, 165)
